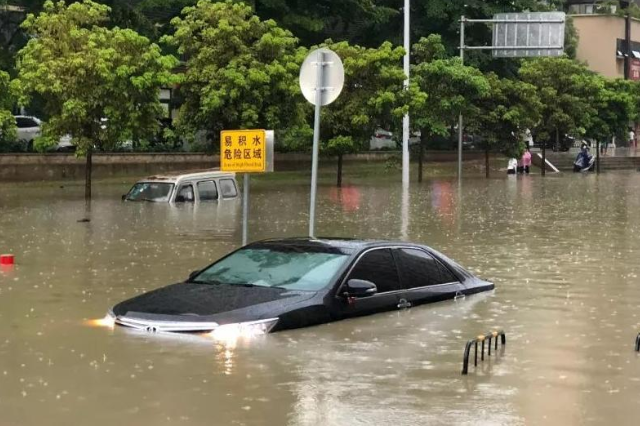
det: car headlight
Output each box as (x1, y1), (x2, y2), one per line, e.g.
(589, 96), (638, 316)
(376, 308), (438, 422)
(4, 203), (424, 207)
(208, 318), (279, 341)
(86, 310), (116, 329)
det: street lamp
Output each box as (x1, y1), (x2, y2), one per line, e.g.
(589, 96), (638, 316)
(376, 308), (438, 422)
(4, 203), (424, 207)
(402, 0), (410, 187)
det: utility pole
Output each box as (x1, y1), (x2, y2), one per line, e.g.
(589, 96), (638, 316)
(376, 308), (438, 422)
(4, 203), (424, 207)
(458, 16), (465, 180)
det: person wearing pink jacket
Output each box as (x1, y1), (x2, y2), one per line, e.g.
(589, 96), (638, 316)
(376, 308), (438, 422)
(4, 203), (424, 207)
(521, 147), (532, 174)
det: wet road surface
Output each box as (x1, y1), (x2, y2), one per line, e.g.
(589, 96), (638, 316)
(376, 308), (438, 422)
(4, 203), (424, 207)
(1, 172), (640, 424)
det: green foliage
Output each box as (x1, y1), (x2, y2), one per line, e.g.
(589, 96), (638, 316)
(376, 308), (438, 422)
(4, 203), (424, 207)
(410, 35), (489, 145)
(587, 77), (635, 143)
(12, 0), (179, 154)
(254, 0), (398, 47)
(472, 73), (542, 158)
(519, 57), (601, 144)
(318, 40), (407, 155)
(0, 69), (17, 148)
(164, 0), (310, 150)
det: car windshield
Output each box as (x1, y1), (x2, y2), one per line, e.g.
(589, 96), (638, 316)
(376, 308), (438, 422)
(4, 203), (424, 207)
(193, 246), (351, 291)
(126, 182), (174, 202)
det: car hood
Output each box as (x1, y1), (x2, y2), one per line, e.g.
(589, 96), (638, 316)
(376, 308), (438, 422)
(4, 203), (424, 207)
(111, 282), (316, 331)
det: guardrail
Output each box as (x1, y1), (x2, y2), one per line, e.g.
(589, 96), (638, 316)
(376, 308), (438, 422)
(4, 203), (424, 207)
(462, 330), (506, 375)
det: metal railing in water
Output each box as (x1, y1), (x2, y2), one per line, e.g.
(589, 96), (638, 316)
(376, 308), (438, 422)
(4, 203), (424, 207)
(462, 330), (506, 375)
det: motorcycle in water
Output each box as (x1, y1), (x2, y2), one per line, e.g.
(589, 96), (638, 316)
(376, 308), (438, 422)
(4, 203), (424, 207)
(573, 147), (595, 172)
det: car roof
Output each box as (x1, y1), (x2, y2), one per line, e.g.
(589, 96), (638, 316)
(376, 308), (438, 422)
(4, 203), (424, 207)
(136, 169), (236, 183)
(253, 237), (424, 251)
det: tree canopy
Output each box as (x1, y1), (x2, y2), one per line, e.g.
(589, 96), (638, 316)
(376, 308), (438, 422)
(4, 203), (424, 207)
(0, 69), (17, 148)
(472, 72), (542, 159)
(314, 40), (407, 185)
(411, 34), (489, 141)
(519, 57), (601, 144)
(587, 77), (636, 144)
(164, 0), (310, 150)
(12, 0), (179, 197)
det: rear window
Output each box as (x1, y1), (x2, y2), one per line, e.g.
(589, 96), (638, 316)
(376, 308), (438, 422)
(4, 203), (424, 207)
(16, 117), (38, 128)
(220, 179), (237, 198)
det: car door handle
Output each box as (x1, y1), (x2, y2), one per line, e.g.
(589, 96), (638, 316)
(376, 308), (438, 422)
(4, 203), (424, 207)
(397, 298), (411, 309)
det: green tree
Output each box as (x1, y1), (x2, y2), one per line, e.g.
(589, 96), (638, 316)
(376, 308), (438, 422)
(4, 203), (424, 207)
(0, 69), (17, 150)
(253, 0), (397, 47)
(472, 73), (542, 177)
(519, 57), (600, 169)
(164, 0), (310, 152)
(587, 77), (635, 148)
(410, 34), (489, 182)
(12, 0), (178, 200)
(318, 40), (407, 187)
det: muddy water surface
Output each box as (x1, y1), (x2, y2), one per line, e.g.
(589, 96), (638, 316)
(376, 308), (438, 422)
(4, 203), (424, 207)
(1, 173), (640, 425)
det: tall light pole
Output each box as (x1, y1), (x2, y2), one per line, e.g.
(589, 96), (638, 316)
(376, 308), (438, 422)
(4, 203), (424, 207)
(402, 0), (410, 187)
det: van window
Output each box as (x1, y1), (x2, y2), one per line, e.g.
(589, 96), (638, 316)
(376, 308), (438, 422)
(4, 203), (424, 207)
(220, 179), (237, 198)
(197, 180), (218, 201)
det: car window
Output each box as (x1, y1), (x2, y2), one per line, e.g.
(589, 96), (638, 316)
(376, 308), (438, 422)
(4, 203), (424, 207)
(16, 118), (37, 128)
(219, 179), (237, 198)
(197, 180), (218, 201)
(346, 248), (401, 293)
(395, 248), (458, 288)
(176, 184), (195, 202)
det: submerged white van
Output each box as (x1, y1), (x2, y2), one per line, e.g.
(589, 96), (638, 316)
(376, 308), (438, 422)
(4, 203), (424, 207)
(123, 170), (238, 203)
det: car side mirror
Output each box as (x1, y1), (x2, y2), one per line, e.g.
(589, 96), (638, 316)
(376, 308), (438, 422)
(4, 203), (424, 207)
(188, 270), (200, 281)
(175, 195), (185, 203)
(121, 194), (126, 201)
(344, 279), (377, 298)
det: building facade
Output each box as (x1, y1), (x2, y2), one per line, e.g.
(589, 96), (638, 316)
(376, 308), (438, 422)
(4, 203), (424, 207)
(571, 14), (640, 79)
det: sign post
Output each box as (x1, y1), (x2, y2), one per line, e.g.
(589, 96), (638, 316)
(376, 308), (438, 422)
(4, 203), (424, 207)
(459, 12), (565, 179)
(220, 129), (273, 245)
(299, 48), (344, 237)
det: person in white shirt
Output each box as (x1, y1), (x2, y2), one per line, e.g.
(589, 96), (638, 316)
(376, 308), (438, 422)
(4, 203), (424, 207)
(507, 158), (517, 175)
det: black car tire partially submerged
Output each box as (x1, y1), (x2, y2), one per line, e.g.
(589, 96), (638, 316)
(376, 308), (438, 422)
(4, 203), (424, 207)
(109, 238), (494, 335)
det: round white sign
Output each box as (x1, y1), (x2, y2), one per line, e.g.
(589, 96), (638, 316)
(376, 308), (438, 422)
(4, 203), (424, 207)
(299, 48), (344, 106)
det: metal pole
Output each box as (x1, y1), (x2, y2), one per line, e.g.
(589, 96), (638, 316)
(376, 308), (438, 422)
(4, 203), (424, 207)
(402, 0), (410, 187)
(625, 11), (631, 80)
(458, 16), (465, 180)
(309, 50), (324, 237)
(242, 173), (250, 245)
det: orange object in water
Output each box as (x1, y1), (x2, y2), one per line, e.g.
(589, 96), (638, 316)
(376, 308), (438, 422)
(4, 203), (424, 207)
(0, 254), (14, 265)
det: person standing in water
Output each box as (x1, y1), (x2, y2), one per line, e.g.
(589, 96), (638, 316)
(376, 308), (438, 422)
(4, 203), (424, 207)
(521, 147), (532, 174)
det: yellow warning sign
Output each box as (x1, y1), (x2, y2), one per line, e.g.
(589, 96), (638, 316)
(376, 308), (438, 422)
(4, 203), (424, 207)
(220, 129), (267, 173)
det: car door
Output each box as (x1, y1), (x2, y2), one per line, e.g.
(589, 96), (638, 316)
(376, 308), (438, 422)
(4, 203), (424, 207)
(334, 248), (407, 319)
(393, 247), (463, 306)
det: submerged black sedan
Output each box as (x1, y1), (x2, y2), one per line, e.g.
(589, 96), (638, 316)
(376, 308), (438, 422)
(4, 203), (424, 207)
(108, 238), (494, 335)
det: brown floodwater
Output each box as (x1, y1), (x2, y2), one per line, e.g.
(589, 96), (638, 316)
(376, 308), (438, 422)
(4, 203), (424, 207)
(1, 171), (640, 425)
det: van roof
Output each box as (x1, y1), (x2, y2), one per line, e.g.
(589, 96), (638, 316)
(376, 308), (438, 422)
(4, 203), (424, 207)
(137, 169), (236, 182)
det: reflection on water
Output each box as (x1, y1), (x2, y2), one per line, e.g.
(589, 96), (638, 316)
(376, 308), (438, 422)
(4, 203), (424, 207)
(2, 173), (640, 424)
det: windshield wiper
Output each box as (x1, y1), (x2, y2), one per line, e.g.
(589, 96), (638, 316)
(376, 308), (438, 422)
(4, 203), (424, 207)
(222, 282), (286, 290)
(188, 279), (221, 285)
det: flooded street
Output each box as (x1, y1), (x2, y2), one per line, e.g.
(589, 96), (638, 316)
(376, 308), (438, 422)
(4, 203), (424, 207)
(2, 172), (640, 425)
